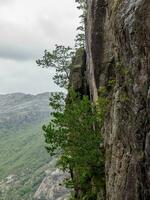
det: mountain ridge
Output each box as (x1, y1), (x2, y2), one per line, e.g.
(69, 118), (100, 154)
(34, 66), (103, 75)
(0, 92), (51, 128)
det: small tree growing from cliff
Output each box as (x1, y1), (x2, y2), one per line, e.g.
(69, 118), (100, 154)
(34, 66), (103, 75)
(75, 0), (87, 49)
(43, 89), (105, 199)
(37, 1), (108, 199)
(36, 45), (75, 89)
(36, 1), (87, 87)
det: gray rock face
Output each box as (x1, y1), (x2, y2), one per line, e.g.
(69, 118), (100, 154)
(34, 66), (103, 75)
(69, 48), (89, 96)
(34, 169), (70, 200)
(86, 0), (150, 199)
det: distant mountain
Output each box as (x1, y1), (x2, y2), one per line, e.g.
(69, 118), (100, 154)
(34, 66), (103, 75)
(0, 93), (51, 128)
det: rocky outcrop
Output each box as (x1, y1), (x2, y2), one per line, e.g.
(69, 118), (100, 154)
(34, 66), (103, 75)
(85, 0), (150, 199)
(70, 48), (89, 96)
(34, 169), (70, 200)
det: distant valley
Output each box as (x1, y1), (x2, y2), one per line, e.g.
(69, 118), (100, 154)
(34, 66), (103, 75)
(0, 93), (53, 200)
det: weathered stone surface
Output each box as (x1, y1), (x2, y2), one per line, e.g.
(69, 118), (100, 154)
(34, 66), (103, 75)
(70, 48), (89, 96)
(86, 0), (150, 199)
(34, 169), (70, 200)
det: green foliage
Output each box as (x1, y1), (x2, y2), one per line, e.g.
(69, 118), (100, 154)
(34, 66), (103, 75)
(38, 1), (108, 199)
(108, 79), (116, 89)
(75, 33), (86, 49)
(75, 0), (87, 49)
(97, 99), (109, 126)
(36, 45), (75, 88)
(115, 61), (129, 76)
(75, 0), (87, 11)
(43, 89), (106, 199)
(119, 91), (129, 103)
(37, 1), (87, 89)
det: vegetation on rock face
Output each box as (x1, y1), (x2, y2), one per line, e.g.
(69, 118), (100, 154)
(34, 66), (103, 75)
(37, 0), (150, 199)
(75, 0), (87, 49)
(42, 89), (106, 199)
(37, 0), (108, 199)
(36, 45), (75, 89)
(36, 0), (87, 86)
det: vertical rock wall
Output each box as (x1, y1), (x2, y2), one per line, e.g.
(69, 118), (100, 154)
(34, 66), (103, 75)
(86, 0), (150, 199)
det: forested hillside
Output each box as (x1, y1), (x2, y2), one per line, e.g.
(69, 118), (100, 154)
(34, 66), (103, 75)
(0, 93), (53, 200)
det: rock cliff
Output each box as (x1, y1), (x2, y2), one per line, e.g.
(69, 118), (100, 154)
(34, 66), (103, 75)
(85, 0), (150, 199)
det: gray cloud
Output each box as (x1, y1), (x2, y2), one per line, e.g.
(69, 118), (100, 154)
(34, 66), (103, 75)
(0, 0), (79, 94)
(0, 59), (63, 94)
(0, 21), (47, 61)
(0, 0), (15, 5)
(0, 0), (79, 61)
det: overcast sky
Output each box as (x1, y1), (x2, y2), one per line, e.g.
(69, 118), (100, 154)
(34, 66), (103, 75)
(0, 0), (80, 94)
